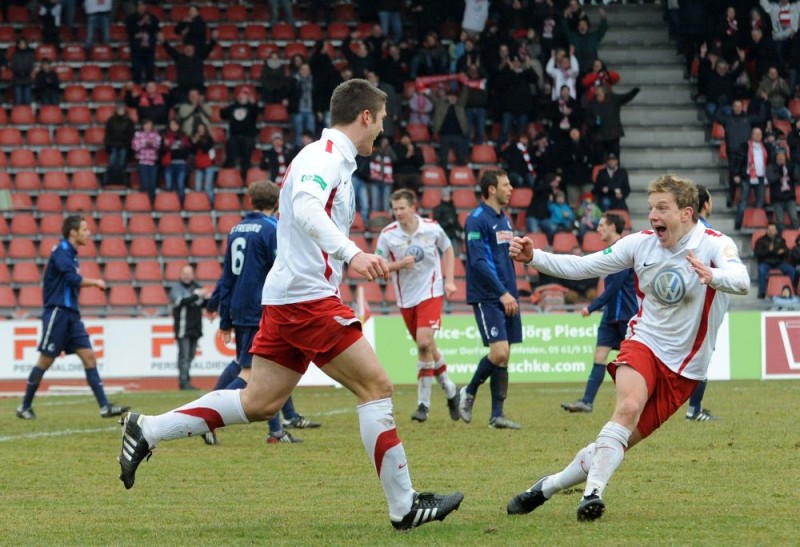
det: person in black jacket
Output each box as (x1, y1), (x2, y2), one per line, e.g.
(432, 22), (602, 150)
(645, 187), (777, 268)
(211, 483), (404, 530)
(392, 131), (424, 194)
(584, 85), (639, 164)
(496, 55), (539, 147)
(10, 37), (35, 105)
(104, 103), (135, 186)
(33, 58), (61, 105)
(755, 222), (797, 299)
(259, 131), (297, 185)
(766, 149), (799, 233)
(593, 153), (630, 211)
(125, 0), (160, 84)
(221, 87), (260, 179)
(716, 99), (752, 207)
(159, 30), (217, 102)
(169, 265), (208, 390)
(433, 188), (464, 257)
(175, 4), (206, 50)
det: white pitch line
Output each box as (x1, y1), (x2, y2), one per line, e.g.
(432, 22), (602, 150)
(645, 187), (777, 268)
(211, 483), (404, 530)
(0, 427), (118, 443)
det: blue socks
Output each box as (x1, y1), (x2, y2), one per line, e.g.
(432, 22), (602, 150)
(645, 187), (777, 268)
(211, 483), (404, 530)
(466, 355), (495, 396)
(489, 367), (508, 418)
(85, 367), (109, 408)
(281, 396), (298, 421)
(581, 363), (607, 405)
(21, 366), (45, 409)
(225, 377), (247, 390)
(687, 380), (707, 413)
(213, 360), (241, 391)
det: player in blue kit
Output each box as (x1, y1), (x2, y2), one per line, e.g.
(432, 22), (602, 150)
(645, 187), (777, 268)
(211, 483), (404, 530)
(205, 180), (320, 445)
(458, 170), (522, 430)
(16, 215), (129, 420)
(561, 213), (637, 413)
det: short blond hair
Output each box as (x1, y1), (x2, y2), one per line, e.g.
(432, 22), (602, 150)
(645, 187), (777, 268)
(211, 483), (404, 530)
(648, 174), (698, 221)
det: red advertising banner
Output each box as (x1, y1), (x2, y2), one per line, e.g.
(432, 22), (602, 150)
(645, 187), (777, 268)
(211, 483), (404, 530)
(762, 313), (800, 379)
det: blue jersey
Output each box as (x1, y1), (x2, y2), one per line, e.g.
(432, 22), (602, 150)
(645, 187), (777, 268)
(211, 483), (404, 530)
(42, 239), (83, 312)
(587, 268), (637, 324)
(465, 202), (519, 304)
(219, 212), (278, 328)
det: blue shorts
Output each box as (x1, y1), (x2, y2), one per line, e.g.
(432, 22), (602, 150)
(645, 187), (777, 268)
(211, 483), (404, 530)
(37, 307), (92, 357)
(596, 320), (628, 350)
(472, 301), (522, 347)
(235, 326), (258, 368)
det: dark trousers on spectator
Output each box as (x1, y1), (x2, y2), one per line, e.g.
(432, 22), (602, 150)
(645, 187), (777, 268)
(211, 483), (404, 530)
(177, 336), (199, 390)
(131, 48), (155, 84)
(138, 163), (158, 204)
(106, 147), (128, 186)
(225, 135), (256, 179)
(592, 139), (620, 165)
(438, 134), (468, 168)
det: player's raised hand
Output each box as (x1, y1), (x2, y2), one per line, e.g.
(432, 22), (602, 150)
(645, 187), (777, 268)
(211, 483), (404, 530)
(350, 252), (390, 281)
(509, 236), (534, 263)
(687, 251), (713, 285)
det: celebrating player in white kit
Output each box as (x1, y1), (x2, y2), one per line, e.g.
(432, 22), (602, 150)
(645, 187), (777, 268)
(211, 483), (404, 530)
(506, 175), (749, 521)
(376, 188), (460, 423)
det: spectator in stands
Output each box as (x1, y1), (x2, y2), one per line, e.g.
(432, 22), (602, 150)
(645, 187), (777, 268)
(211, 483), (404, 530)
(747, 28), (778, 83)
(561, 6), (607, 77)
(788, 24), (800, 93)
(770, 284), (800, 310)
(169, 265), (208, 391)
(392, 131), (424, 194)
(379, 43), (408, 94)
(594, 152), (630, 212)
(306, 0), (331, 25)
(790, 233), (800, 283)
(190, 123), (216, 203)
(531, 132), (559, 182)
(125, 0), (159, 85)
(757, 66), (792, 121)
(259, 131), (296, 186)
(378, 0), (403, 43)
(462, 0), (489, 39)
(124, 81), (169, 126)
(410, 31), (449, 78)
(39, 0), (62, 51)
(84, 0), (112, 53)
(10, 38), (34, 105)
(132, 118), (162, 204)
(584, 85), (640, 164)
(715, 5), (741, 63)
(104, 103), (135, 186)
(788, 116), (800, 165)
(351, 154), (371, 223)
(455, 35), (481, 74)
(755, 222), (797, 299)
(526, 172), (560, 234)
(259, 51), (292, 105)
(408, 84), (434, 126)
(562, 0), (588, 33)
(463, 65), (489, 145)
(161, 118), (192, 205)
(716, 99), (752, 207)
(517, 28), (545, 83)
(268, 0), (297, 28)
(33, 58), (60, 105)
(431, 85), (469, 169)
(546, 48), (579, 100)
(176, 88), (211, 137)
(431, 188), (464, 258)
(534, 3), (560, 69)
(309, 41), (342, 128)
(559, 127), (593, 206)
(747, 88), (773, 133)
(59, 0), (78, 40)
(503, 133), (536, 189)
(541, 190), (575, 245)
(576, 193), (603, 241)
(759, 0), (800, 71)
(342, 33), (376, 80)
(369, 136), (397, 213)
(175, 4), (206, 51)
(702, 46), (745, 121)
(767, 148), (800, 232)
(581, 59), (620, 103)
(549, 84), (581, 147)
(367, 70), (400, 140)
(496, 55), (539, 147)
(735, 126), (768, 230)
(289, 63), (316, 149)
(159, 30), (217, 101)
(221, 87), (259, 180)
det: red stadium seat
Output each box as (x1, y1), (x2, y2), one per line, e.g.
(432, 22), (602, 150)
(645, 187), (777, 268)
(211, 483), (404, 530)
(0, 263), (10, 284)
(14, 171), (40, 192)
(38, 148), (64, 169)
(66, 106), (92, 125)
(65, 193), (94, 212)
(66, 149), (93, 168)
(39, 215), (64, 235)
(768, 275), (794, 297)
(263, 103), (289, 122)
(8, 239), (38, 259)
(189, 237), (219, 258)
(272, 23), (295, 40)
(157, 214), (185, 235)
(421, 167), (447, 187)
(216, 23), (240, 41)
(10, 105), (35, 125)
(26, 127), (51, 147)
(183, 192), (211, 212)
(420, 189), (442, 210)
(134, 261), (163, 283)
(449, 166), (476, 187)
(552, 232), (580, 254)
(187, 216), (214, 235)
(38, 105), (65, 125)
(299, 23), (323, 41)
(214, 193), (242, 211)
(78, 64), (103, 81)
(581, 231), (606, 253)
(128, 214), (157, 235)
(222, 63), (245, 81)
(217, 214), (241, 234)
(108, 64), (132, 82)
(742, 207), (769, 230)
(470, 144), (498, 164)
(42, 172), (70, 193)
(163, 261), (185, 282)
(130, 238), (158, 258)
(78, 287), (107, 314)
(526, 232), (550, 251)
(255, 43), (278, 59)
(18, 286), (43, 309)
(104, 262), (133, 283)
(108, 285), (138, 308)
(216, 168), (243, 189)
(92, 85), (117, 103)
(225, 4), (248, 22)
(198, 5), (220, 21)
(10, 149), (36, 169)
(97, 215), (126, 235)
(36, 193), (63, 214)
(11, 193), (34, 210)
(9, 214), (38, 236)
(72, 171), (99, 191)
(154, 193), (182, 213)
(245, 24), (269, 42)
(284, 42), (308, 60)
(139, 285), (169, 306)
(160, 237), (189, 258)
(407, 123), (430, 142)
(89, 44), (114, 62)
(124, 192), (152, 213)
(84, 126), (106, 146)
(63, 85), (89, 103)
(195, 260), (222, 281)
(205, 84), (230, 102)
(96, 193), (123, 213)
(327, 22), (350, 40)
(451, 189), (478, 209)
(509, 187), (532, 210)
(54, 127), (80, 147)
(229, 43), (252, 61)
(99, 237), (129, 259)
(0, 127), (22, 146)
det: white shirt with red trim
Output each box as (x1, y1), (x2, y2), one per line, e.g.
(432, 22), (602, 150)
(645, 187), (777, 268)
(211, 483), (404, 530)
(528, 222), (749, 380)
(262, 128), (362, 305)
(376, 216), (451, 308)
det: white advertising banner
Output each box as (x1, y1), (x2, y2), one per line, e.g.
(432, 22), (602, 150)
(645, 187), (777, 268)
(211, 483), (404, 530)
(0, 318), (347, 386)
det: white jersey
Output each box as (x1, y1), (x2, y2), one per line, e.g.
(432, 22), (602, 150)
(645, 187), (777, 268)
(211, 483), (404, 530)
(262, 128), (362, 305)
(376, 216), (451, 308)
(529, 222), (749, 380)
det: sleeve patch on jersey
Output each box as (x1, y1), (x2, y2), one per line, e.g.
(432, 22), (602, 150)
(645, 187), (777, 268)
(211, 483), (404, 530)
(723, 246), (738, 258)
(603, 247), (613, 255)
(301, 174), (327, 190)
(467, 231), (481, 241)
(376, 249), (384, 256)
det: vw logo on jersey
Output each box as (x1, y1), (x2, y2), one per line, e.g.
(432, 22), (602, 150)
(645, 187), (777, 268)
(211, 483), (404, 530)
(652, 268), (686, 306)
(406, 245), (425, 263)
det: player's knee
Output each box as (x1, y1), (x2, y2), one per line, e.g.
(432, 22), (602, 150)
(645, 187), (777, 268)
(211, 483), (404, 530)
(614, 396), (643, 424)
(489, 349), (510, 366)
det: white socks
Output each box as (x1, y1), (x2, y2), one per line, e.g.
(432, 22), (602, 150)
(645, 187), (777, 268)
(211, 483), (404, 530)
(542, 442), (596, 498)
(584, 421), (631, 498)
(434, 357), (457, 399)
(417, 361), (434, 407)
(357, 398), (415, 520)
(142, 389), (249, 446)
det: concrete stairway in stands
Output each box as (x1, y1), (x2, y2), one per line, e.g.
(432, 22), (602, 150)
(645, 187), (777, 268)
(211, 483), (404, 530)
(593, 4), (760, 308)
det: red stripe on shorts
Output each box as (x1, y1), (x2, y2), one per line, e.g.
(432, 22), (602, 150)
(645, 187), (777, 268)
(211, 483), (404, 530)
(374, 428), (402, 476)
(176, 407), (226, 432)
